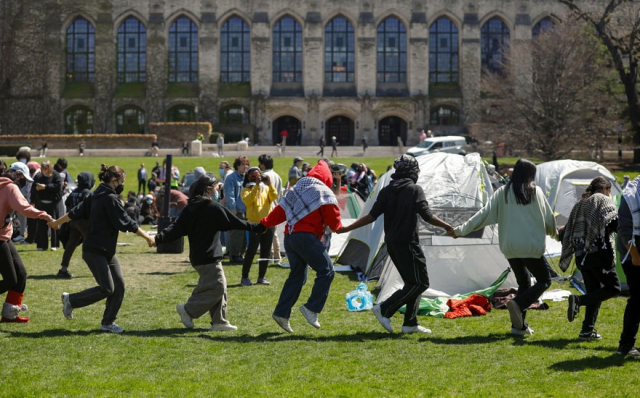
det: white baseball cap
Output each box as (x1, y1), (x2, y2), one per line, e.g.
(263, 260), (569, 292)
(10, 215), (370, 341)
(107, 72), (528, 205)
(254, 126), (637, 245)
(9, 162), (34, 182)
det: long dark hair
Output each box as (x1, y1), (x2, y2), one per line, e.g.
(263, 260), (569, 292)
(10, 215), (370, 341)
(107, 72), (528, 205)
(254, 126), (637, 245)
(583, 176), (611, 199)
(189, 175), (217, 203)
(505, 159), (537, 205)
(1, 169), (21, 183)
(98, 164), (125, 184)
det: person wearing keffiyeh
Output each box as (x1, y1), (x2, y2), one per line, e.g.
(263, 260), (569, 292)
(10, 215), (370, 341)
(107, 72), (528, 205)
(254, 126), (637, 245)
(561, 176), (620, 340)
(261, 160), (342, 333)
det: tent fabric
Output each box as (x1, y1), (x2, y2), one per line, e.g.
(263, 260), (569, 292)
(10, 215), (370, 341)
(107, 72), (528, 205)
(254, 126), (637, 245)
(338, 152), (517, 298)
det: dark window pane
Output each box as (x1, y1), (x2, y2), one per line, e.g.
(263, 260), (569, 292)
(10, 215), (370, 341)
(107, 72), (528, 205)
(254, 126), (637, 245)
(377, 17), (406, 82)
(117, 17), (146, 82)
(221, 17), (250, 82)
(325, 17), (354, 82)
(66, 18), (95, 82)
(429, 17), (459, 83)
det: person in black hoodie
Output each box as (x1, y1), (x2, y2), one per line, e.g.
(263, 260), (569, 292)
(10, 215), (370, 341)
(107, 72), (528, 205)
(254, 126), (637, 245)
(337, 155), (454, 334)
(57, 171), (95, 279)
(31, 160), (63, 251)
(48, 164), (155, 334)
(155, 175), (265, 331)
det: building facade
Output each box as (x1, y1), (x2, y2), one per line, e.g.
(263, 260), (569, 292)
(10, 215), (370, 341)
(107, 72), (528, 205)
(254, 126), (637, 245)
(0, 0), (570, 146)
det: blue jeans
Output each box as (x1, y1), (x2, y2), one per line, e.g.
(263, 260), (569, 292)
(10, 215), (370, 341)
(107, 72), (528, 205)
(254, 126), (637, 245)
(273, 232), (335, 318)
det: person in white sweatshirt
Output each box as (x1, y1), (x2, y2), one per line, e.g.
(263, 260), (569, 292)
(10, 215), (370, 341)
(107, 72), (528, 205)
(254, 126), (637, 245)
(448, 159), (558, 336)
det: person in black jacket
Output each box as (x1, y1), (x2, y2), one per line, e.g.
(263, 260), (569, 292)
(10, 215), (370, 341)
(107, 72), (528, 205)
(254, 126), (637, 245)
(31, 161), (63, 251)
(337, 155), (454, 334)
(49, 164), (155, 334)
(57, 171), (95, 279)
(155, 175), (265, 331)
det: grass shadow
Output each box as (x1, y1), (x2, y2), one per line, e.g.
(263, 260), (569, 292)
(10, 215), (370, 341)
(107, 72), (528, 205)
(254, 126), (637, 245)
(28, 274), (91, 280)
(195, 330), (402, 343)
(548, 354), (630, 371)
(3, 328), (101, 338)
(144, 271), (185, 276)
(426, 333), (512, 345)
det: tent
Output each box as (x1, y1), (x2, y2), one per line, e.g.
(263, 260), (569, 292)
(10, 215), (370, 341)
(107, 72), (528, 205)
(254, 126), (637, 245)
(337, 152), (518, 298)
(534, 160), (624, 292)
(276, 191), (364, 257)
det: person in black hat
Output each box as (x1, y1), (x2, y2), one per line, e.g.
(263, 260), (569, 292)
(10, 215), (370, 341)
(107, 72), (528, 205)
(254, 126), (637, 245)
(337, 155), (454, 334)
(288, 157), (303, 187)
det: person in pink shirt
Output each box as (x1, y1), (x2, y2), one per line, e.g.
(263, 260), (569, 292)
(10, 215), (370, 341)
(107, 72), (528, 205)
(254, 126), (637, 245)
(0, 162), (53, 323)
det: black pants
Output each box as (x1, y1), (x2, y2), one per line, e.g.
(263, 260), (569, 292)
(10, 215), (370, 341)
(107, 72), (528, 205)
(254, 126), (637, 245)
(138, 179), (146, 195)
(36, 201), (59, 250)
(61, 219), (88, 268)
(507, 257), (551, 328)
(25, 216), (38, 244)
(380, 242), (429, 327)
(0, 240), (26, 294)
(242, 227), (275, 279)
(69, 251), (125, 326)
(575, 250), (621, 333)
(620, 259), (640, 350)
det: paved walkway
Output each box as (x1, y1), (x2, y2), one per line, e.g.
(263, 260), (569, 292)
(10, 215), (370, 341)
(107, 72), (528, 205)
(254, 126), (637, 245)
(30, 144), (407, 159)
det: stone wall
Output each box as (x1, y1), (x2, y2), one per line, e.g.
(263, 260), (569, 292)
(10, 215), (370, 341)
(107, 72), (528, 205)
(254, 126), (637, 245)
(0, 0), (576, 146)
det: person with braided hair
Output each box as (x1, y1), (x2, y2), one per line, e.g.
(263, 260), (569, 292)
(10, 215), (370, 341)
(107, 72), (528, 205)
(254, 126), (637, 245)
(337, 155), (454, 334)
(561, 176), (620, 340)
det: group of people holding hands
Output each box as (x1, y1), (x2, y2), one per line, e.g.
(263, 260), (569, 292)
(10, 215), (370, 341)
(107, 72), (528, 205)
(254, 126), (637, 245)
(1, 153), (639, 358)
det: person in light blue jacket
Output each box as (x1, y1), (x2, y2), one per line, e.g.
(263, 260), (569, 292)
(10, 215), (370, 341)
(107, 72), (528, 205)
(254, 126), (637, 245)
(223, 156), (250, 264)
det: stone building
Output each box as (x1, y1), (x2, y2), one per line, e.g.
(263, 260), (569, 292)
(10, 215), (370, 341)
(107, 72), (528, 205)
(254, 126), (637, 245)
(0, 0), (571, 146)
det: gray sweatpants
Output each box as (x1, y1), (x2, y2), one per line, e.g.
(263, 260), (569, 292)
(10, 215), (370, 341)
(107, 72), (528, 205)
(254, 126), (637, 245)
(184, 261), (229, 325)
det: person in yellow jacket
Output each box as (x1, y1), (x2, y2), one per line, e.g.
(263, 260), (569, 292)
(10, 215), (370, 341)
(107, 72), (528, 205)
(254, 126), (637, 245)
(240, 167), (278, 286)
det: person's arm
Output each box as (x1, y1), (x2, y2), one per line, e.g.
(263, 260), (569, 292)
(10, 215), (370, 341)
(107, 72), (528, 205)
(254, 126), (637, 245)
(320, 204), (343, 232)
(106, 196), (139, 234)
(452, 190), (500, 237)
(136, 227), (156, 247)
(223, 177), (237, 213)
(241, 185), (260, 206)
(336, 214), (374, 234)
(266, 183), (278, 203)
(7, 184), (52, 221)
(539, 190), (559, 241)
(48, 213), (71, 230)
(261, 205), (286, 228)
(44, 173), (63, 193)
(155, 212), (187, 245)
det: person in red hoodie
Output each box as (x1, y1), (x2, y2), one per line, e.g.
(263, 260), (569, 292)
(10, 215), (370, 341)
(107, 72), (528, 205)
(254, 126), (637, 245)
(261, 160), (342, 332)
(0, 162), (53, 323)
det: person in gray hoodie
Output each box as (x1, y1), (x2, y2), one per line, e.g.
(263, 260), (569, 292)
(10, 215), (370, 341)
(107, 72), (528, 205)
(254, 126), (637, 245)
(57, 171), (95, 279)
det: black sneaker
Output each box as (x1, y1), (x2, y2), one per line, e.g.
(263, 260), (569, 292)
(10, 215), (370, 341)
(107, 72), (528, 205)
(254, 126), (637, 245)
(616, 346), (640, 357)
(578, 330), (602, 340)
(56, 269), (74, 279)
(567, 295), (580, 322)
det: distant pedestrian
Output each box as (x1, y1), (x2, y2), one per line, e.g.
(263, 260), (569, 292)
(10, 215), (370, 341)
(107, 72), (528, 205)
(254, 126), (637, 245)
(317, 135), (325, 157)
(296, 129), (302, 146)
(493, 152), (500, 173)
(78, 140), (86, 157)
(39, 141), (48, 158)
(331, 136), (338, 157)
(217, 134), (224, 156)
(182, 141), (189, 156)
(31, 161), (63, 251)
(361, 134), (368, 154)
(419, 130), (427, 142)
(137, 163), (147, 195)
(280, 130), (289, 154)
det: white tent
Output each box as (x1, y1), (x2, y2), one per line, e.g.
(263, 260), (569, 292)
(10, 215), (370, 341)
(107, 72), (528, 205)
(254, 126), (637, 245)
(535, 160), (622, 259)
(337, 152), (517, 298)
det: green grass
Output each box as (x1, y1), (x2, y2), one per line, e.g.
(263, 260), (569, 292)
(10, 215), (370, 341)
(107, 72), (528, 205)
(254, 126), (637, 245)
(2, 156), (640, 396)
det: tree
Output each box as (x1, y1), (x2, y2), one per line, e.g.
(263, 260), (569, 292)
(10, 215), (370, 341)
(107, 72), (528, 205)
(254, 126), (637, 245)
(477, 19), (619, 161)
(557, 0), (640, 162)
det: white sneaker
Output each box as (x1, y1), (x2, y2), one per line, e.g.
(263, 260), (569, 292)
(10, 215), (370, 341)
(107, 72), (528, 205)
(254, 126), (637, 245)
(176, 304), (194, 329)
(511, 326), (534, 336)
(372, 304), (393, 333)
(210, 323), (238, 332)
(61, 292), (73, 320)
(50, 247), (57, 251)
(272, 314), (293, 333)
(401, 325), (432, 334)
(299, 305), (320, 328)
(506, 300), (524, 330)
(100, 323), (124, 334)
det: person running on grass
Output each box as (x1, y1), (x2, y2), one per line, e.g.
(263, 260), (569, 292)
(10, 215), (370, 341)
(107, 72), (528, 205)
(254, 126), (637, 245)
(155, 175), (265, 331)
(337, 155), (454, 334)
(260, 160), (342, 333)
(448, 159), (558, 336)
(49, 164), (156, 334)
(0, 163), (54, 323)
(560, 176), (620, 341)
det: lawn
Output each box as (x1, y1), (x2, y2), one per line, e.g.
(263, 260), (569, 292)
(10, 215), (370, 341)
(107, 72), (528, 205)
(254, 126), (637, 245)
(1, 156), (640, 396)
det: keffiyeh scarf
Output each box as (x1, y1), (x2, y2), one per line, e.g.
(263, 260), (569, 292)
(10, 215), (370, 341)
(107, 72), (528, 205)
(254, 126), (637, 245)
(559, 193), (618, 272)
(280, 176), (337, 233)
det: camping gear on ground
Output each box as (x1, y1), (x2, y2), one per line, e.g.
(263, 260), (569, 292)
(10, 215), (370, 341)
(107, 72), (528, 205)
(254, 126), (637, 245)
(337, 152), (517, 298)
(346, 283), (373, 311)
